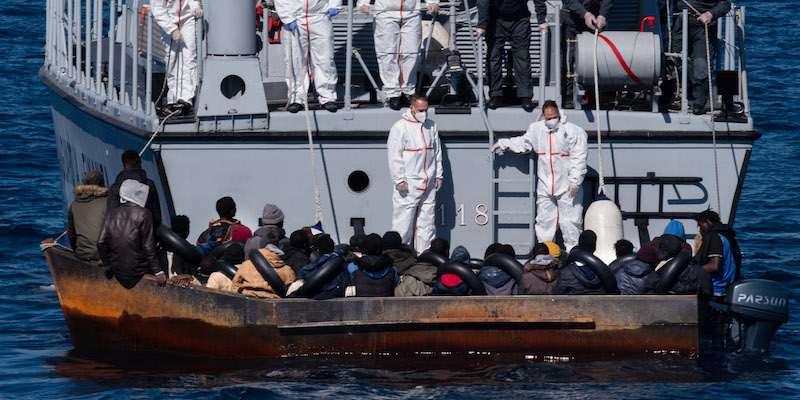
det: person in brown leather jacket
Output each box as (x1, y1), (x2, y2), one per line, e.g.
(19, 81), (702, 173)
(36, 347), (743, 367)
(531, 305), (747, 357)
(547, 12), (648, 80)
(97, 179), (166, 289)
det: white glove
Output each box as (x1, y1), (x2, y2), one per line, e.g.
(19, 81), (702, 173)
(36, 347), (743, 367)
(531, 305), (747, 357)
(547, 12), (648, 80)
(583, 12), (597, 30)
(490, 142), (504, 155)
(171, 29), (184, 42)
(568, 183), (579, 197)
(595, 15), (607, 29)
(192, 8), (203, 18)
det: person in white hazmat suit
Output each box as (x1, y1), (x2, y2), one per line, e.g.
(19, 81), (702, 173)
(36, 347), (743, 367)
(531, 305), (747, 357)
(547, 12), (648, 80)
(150, 0), (203, 115)
(276, 0), (341, 113)
(387, 93), (443, 254)
(491, 100), (588, 251)
(357, 0), (439, 110)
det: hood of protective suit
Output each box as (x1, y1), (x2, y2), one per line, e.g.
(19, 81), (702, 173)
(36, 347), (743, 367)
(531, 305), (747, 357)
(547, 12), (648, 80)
(119, 179), (149, 208)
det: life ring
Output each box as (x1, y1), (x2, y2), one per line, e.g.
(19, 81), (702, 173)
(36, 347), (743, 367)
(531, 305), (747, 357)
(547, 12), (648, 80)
(654, 250), (692, 294)
(248, 250), (288, 298)
(297, 255), (346, 298)
(611, 253), (637, 274)
(156, 224), (202, 265)
(565, 248), (620, 294)
(482, 253), (524, 283)
(438, 261), (487, 295)
(215, 259), (238, 280)
(468, 258), (484, 270)
(211, 241), (242, 258)
(418, 251), (448, 267)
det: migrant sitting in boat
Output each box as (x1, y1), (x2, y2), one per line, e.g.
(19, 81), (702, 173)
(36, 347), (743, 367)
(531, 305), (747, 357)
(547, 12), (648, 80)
(67, 170), (107, 264)
(107, 150), (161, 234)
(195, 196), (244, 256)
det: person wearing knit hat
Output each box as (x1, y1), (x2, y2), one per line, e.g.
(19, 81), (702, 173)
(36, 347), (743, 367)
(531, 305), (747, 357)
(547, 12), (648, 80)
(450, 245), (470, 264)
(382, 231), (403, 251)
(260, 203), (285, 227)
(383, 231), (415, 275)
(614, 244), (656, 295)
(544, 241), (562, 259)
(231, 226), (253, 243)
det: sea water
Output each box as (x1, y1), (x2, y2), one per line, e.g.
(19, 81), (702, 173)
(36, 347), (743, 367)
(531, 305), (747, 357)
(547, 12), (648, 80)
(1, 0), (798, 398)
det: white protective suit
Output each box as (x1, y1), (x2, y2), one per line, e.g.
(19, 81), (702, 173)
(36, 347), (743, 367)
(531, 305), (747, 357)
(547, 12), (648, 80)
(496, 112), (588, 251)
(150, 0), (201, 105)
(275, 0), (341, 105)
(387, 108), (443, 254)
(357, 0), (439, 98)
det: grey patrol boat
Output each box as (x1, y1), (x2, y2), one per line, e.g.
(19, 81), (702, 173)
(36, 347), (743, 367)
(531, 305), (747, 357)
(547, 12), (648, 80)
(41, 0), (756, 256)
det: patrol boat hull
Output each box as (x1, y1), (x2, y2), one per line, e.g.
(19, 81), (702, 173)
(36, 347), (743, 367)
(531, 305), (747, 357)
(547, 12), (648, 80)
(46, 247), (699, 359)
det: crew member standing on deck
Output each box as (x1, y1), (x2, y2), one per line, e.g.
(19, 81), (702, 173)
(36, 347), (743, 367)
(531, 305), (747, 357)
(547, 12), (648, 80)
(275, 0), (341, 113)
(387, 93), (443, 254)
(357, 0), (439, 110)
(150, 0), (203, 116)
(491, 100), (587, 251)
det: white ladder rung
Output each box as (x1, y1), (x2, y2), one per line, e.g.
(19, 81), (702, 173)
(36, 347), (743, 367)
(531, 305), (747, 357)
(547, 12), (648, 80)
(493, 178), (532, 183)
(492, 210), (531, 215)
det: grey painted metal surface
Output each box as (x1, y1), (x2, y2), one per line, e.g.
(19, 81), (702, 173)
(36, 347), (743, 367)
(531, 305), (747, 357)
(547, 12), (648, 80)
(206, 0), (256, 56)
(575, 31), (662, 88)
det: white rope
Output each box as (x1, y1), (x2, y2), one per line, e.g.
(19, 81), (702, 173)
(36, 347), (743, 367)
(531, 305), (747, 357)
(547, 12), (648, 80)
(593, 28), (605, 196)
(680, 0), (721, 213)
(288, 28), (324, 225)
(40, 231), (71, 251)
(139, 109), (181, 156)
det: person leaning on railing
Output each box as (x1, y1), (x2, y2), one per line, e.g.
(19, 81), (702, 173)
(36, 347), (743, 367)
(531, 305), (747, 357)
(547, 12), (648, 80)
(561, 0), (613, 108)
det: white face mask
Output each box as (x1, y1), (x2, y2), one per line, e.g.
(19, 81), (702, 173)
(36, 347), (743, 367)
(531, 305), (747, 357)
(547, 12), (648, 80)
(545, 117), (559, 130)
(414, 110), (427, 123)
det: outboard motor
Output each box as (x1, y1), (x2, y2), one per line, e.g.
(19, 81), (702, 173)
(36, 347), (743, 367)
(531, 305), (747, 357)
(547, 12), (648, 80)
(713, 279), (790, 352)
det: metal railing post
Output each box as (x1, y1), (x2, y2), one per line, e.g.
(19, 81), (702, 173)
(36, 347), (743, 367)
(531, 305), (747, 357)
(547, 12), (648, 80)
(554, 5), (561, 106)
(538, 28), (547, 105)
(108, 0), (116, 100)
(74, 0), (81, 83)
(344, 5), (353, 111)
(67, 0), (73, 77)
(85, 0), (92, 90)
(95, 0), (103, 94)
(120, 1), (128, 106)
(724, 10), (734, 71)
(680, 9), (688, 118)
(146, 12), (153, 115)
(738, 6), (748, 114)
(131, 0), (140, 110)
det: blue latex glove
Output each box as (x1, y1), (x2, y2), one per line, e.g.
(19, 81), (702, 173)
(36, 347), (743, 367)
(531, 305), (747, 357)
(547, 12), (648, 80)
(326, 8), (338, 19)
(287, 21), (299, 33)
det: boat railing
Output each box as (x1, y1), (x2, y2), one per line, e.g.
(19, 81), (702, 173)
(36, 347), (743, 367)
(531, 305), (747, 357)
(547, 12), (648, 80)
(43, 0), (750, 132)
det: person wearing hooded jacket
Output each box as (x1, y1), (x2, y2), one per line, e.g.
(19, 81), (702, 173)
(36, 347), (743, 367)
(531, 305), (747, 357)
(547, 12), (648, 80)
(520, 243), (560, 295)
(382, 231), (416, 275)
(150, 0), (203, 114)
(231, 244), (296, 298)
(67, 171), (108, 262)
(553, 231), (604, 294)
(491, 100), (588, 251)
(276, 0), (341, 113)
(615, 244), (656, 295)
(387, 93), (444, 255)
(694, 209), (738, 294)
(97, 179), (166, 289)
(347, 234), (399, 296)
(358, 0), (439, 110)
(107, 150), (162, 232)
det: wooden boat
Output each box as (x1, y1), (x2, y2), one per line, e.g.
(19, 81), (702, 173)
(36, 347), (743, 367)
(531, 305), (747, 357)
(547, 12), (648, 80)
(45, 247), (700, 359)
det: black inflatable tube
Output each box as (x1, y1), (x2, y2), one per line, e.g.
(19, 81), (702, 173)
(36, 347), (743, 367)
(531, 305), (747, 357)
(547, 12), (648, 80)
(438, 261), (486, 295)
(211, 241), (241, 258)
(418, 251), (448, 267)
(468, 258), (484, 270)
(298, 256), (346, 298)
(215, 259), (238, 280)
(157, 224), (202, 265)
(565, 249), (620, 294)
(611, 253), (637, 274)
(654, 250), (692, 294)
(482, 253), (524, 284)
(248, 250), (288, 298)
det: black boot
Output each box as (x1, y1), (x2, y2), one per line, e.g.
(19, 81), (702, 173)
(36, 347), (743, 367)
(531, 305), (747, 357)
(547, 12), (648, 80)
(520, 97), (534, 112)
(486, 96), (501, 109)
(287, 103), (302, 113)
(388, 97), (402, 110)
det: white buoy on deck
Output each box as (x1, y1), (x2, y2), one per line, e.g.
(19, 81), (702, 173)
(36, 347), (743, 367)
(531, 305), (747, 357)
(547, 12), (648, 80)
(583, 195), (623, 265)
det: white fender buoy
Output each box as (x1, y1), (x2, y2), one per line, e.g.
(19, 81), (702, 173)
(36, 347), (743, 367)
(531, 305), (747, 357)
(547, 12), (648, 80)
(583, 195), (623, 265)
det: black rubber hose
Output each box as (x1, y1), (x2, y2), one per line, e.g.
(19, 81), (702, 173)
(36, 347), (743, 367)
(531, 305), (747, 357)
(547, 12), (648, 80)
(248, 250), (288, 298)
(483, 253), (524, 283)
(156, 224), (203, 265)
(418, 251), (448, 267)
(215, 259), (238, 280)
(298, 255), (346, 298)
(438, 261), (487, 295)
(565, 248), (620, 294)
(654, 250), (692, 294)
(468, 258), (484, 269)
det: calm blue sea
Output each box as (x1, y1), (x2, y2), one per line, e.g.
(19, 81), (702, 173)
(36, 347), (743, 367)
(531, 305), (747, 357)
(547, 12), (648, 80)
(1, 0), (798, 398)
